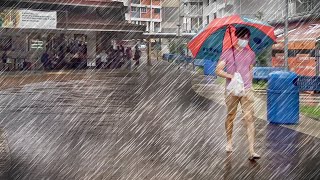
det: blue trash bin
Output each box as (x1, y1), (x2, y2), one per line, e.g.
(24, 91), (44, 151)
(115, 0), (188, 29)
(204, 59), (217, 76)
(168, 54), (174, 62)
(267, 71), (299, 124)
(163, 53), (170, 61)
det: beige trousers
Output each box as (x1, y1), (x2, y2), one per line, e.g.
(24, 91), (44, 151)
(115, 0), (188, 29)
(225, 90), (255, 154)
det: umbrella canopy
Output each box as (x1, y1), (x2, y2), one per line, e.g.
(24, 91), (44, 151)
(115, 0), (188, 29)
(188, 15), (277, 61)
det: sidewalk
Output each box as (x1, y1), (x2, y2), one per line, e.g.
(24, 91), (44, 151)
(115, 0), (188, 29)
(191, 74), (320, 138)
(0, 60), (319, 179)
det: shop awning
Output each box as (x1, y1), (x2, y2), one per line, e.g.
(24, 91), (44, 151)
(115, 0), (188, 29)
(20, 0), (122, 8)
(57, 19), (145, 33)
(142, 32), (196, 38)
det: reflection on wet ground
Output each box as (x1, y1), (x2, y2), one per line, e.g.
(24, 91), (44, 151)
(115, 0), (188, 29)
(0, 62), (319, 179)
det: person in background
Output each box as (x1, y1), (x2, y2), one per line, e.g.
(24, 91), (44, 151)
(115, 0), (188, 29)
(116, 47), (124, 68)
(64, 52), (73, 69)
(125, 47), (133, 70)
(105, 48), (113, 69)
(110, 48), (118, 69)
(70, 49), (81, 69)
(97, 50), (108, 69)
(133, 46), (141, 67)
(178, 46), (186, 69)
(2, 51), (9, 71)
(41, 50), (51, 70)
(119, 45), (125, 55)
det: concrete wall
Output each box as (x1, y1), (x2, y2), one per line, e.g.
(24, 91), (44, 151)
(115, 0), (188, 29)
(162, 0), (179, 7)
(203, 1), (217, 26)
(235, 0), (285, 22)
(162, 6), (179, 33)
(181, 1), (203, 33)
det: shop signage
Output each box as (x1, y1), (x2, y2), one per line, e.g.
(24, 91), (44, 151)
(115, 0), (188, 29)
(0, 9), (57, 29)
(30, 40), (44, 49)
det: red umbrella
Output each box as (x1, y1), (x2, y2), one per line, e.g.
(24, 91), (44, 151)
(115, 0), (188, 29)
(188, 15), (276, 61)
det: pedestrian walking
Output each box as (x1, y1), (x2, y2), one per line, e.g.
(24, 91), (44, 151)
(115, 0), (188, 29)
(215, 27), (260, 160)
(70, 50), (81, 69)
(133, 46), (141, 67)
(41, 50), (52, 70)
(114, 48), (123, 68)
(97, 50), (108, 69)
(124, 47), (133, 70)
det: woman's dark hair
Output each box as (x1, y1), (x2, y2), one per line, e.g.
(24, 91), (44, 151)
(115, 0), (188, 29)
(235, 27), (251, 38)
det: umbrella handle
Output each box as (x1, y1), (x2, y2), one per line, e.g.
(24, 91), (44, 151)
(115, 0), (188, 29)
(228, 26), (237, 70)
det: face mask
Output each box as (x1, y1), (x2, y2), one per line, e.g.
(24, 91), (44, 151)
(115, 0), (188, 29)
(237, 39), (249, 48)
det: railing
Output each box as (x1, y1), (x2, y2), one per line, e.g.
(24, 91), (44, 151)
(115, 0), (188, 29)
(297, 76), (320, 91)
(162, 53), (203, 66)
(253, 67), (320, 91)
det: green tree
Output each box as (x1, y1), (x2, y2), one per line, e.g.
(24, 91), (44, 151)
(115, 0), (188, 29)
(255, 11), (264, 20)
(256, 47), (272, 66)
(169, 40), (177, 54)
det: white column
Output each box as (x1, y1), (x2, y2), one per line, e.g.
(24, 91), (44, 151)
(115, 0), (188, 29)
(86, 32), (96, 67)
(150, 0), (153, 32)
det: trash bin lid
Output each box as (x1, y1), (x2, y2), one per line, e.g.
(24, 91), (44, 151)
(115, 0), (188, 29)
(268, 71), (298, 91)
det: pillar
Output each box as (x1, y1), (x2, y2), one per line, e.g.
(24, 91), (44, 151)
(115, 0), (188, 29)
(86, 32), (97, 67)
(147, 37), (152, 66)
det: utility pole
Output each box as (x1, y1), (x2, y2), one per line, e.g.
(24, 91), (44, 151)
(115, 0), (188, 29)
(177, 0), (181, 37)
(147, 0), (153, 66)
(316, 38), (320, 76)
(128, 0), (131, 23)
(150, 0), (153, 32)
(239, 0), (241, 15)
(284, 0), (289, 70)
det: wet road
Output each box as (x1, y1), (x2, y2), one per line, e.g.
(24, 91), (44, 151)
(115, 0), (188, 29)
(0, 62), (319, 179)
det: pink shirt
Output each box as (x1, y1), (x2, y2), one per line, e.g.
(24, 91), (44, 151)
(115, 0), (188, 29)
(220, 47), (256, 89)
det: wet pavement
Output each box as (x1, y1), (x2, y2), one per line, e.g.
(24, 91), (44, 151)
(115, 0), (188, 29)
(0, 61), (319, 179)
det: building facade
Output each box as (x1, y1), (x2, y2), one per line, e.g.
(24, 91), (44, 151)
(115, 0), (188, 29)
(162, 0), (179, 33)
(180, 0), (203, 33)
(203, 0), (319, 25)
(116, 0), (162, 33)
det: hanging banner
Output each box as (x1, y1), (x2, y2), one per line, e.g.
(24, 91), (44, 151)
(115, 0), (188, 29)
(0, 9), (57, 29)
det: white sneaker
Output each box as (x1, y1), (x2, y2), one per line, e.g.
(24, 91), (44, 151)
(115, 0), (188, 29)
(248, 153), (261, 160)
(226, 145), (233, 152)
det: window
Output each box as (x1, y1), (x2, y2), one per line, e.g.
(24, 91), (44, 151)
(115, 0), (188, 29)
(141, 7), (147, 13)
(214, 12), (217, 19)
(154, 8), (160, 14)
(132, 0), (140, 4)
(206, 0), (209, 6)
(206, 15), (210, 25)
(199, 18), (203, 29)
(154, 22), (161, 32)
(131, 7), (138, 12)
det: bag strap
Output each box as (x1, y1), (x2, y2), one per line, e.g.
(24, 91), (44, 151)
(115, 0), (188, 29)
(228, 26), (238, 72)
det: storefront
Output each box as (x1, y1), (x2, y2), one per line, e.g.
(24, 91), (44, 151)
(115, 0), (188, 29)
(0, 4), (145, 70)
